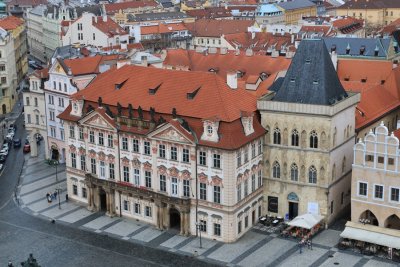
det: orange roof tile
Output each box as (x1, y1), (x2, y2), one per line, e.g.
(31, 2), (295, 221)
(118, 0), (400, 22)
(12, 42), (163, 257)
(61, 55), (119, 76)
(0, 16), (24, 31)
(104, 0), (159, 15)
(164, 49), (291, 82)
(185, 19), (255, 37)
(224, 32), (295, 52)
(92, 16), (127, 37)
(72, 65), (257, 122)
(379, 18), (400, 35)
(140, 23), (188, 35)
(337, 59), (393, 85)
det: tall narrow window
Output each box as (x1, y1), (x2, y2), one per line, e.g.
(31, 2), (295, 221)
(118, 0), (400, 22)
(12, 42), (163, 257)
(159, 144), (166, 158)
(171, 177), (178, 196)
(183, 180), (190, 197)
(237, 183), (242, 201)
(123, 166), (129, 182)
(90, 158), (96, 174)
(100, 161), (105, 178)
(291, 129), (299, 146)
(69, 125), (75, 139)
(133, 169), (140, 185)
(122, 137), (128, 150)
(258, 139), (262, 155)
(132, 139), (139, 152)
(144, 141), (150, 155)
(107, 134), (113, 148)
(213, 154), (221, 168)
(98, 133), (104, 146)
(145, 171), (151, 188)
(251, 143), (256, 158)
(214, 186), (221, 203)
(160, 174), (166, 192)
(170, 146), (177, 160)
(258, 169), (262, 187)
(237, 150), (241, 167)
(251, 174), (256, 192)
(182, 148), (189, 163)
(71, 153), (76, 168)
(109, 163), (115, 179)
(273, 128), (281, 144)
(89, 131), (95, 143)
(290, 163), (298, 181)
(79, 127), (84, 140)
(80, 155), (86, 171)
(199, 151), (206, 165)
(272, 161), (280, 178)
(310, 130), (318, 148)
(308, 165), (317, 184)
(200, 183), (207, 200)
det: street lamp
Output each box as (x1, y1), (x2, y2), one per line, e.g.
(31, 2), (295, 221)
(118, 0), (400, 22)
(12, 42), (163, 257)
(50, 159), (59, 181)
(56, 187), (61, 209)
(195, 221), (204, 248)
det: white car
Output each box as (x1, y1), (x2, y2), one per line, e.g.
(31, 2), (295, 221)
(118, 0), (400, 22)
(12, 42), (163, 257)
(0, 149), (8, 156)
(1, 145), (8, 153)
(6, 132), (14, 140)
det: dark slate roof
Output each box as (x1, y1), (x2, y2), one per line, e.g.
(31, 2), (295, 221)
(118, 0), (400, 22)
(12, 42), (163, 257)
(75, 5), (102, 17)
(277, 0), (316, 10)
(272, 39), (348, 105)
(323, 37), (392, 58)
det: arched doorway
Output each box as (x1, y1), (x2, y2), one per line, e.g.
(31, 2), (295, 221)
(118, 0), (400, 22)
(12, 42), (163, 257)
(2, 104), (6, 114)
(51, 146), (59, 160)
(169, 208), (181, 230)
(359, 210), (379, 226)
(99, 188), (107, 211)
(288, 192), (299, 219)
(384, 214), (400, 230)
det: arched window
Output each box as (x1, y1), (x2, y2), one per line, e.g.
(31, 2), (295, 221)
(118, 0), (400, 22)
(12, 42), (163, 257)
(309, 165), (317, 184)
(272, 161), (280, 178)
(291, 129), (299, 146)
(310, 130), (318, 148)
(290, 163), (298, 181)
(273, 128), (281, 144)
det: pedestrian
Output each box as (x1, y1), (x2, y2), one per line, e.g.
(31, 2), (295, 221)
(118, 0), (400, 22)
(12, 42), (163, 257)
(307, 240), (311, 250)
(8, 260), (13, 267)
(65, 194), (69, 202)
(299, 241), (303, 254)
(46, 193), (50, 203)
(54, 190), (57, 199)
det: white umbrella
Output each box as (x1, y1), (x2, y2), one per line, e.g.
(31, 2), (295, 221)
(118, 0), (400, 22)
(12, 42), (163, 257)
(288, 214), (324, 230)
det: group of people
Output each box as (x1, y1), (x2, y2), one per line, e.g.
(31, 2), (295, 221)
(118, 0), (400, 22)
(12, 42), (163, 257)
(298, 239), (313, 254)
(46, 191), (58, 203)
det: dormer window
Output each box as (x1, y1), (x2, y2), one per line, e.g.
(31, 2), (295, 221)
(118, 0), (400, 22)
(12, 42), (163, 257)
(207, 125), (213, 134)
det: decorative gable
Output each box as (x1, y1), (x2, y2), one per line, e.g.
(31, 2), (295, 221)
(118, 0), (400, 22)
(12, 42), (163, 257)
(201, 118), (219, 142)
(241, 112), (254, 136)
(151, 124), (193, 144)
(80, 111), (114, 130)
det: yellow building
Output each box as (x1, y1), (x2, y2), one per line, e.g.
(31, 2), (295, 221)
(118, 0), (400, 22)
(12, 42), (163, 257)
(277, 0), (317, 25)
(337, 0), (400, 27)
(180, 0), (212, 12)
(0, 16), (27, 114)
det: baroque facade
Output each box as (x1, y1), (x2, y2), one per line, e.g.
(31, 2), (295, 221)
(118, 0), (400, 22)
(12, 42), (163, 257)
(258, 39), (360, 225)
(59, 65), (265, 242)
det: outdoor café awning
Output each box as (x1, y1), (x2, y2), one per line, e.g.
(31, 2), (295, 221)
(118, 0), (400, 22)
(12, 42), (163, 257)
(288, 213), (324, 230)
(340, 221), (400, 249)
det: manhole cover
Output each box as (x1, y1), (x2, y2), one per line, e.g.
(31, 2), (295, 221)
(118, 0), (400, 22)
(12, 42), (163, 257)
(334, 263), (339, 265)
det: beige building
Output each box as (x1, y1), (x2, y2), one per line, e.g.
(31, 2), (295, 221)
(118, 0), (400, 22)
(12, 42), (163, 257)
(337, 0), (400, 27)
(258, 39), (360, 225)
(59, 65), (266, 243)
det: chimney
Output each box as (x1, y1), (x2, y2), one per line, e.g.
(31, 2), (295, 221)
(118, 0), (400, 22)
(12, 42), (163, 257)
(291, 34), (294, 44)
(94, 16), (97, 23)
(141, 55), (148, 67)
(331, 51), (338, 71)
(393, 60), (398, 69)
(226, 71), (237, 89)
(251, 31), (255, 39)
(235, 48), (240, 56)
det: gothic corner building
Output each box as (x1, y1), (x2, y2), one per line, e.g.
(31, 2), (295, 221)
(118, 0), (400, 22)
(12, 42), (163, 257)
(258, 39), (360, 226)
(59, 66), (265, 242)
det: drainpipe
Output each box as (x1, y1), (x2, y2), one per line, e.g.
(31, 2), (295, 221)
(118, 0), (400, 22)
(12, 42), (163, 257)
(195, 143), (198, 237)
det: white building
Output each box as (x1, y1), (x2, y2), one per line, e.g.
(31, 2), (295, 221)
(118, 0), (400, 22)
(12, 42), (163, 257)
(44, 55), (119, 163)
(59, 65), (265, 242)
(24, 68), (48, 156)
(62, 13), (129, 48)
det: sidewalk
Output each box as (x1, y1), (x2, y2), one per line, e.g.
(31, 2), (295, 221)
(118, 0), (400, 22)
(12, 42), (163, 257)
(16, 147), (398, 267)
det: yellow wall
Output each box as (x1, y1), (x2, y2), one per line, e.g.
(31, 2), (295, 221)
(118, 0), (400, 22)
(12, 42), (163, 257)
(283, 6), (317, 25)
(337, 7), (400, 26)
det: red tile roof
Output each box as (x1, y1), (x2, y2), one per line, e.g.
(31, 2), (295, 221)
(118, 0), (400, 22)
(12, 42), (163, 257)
(337, 59), (393, 85)
(223, 32), (295, 52)
(0, 16), (24, 31)
(104, 0), (159, 15)
(163, 49), (291, 82)
(185, 19), (255, 37)
(92, 16), (127, 37)
(379, 18), (400, 35)
(140, 23), (188, 35)
(60, 55), (119, 76)
(31, 67), (49, 79)
(332, 17), (363, 34)
(71, 65), (257, 122)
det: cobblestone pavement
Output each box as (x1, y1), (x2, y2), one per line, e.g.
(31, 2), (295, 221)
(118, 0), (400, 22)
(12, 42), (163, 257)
(17, 146), (399, 267)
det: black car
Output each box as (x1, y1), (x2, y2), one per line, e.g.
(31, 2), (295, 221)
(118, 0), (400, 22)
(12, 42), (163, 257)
(13, 138), (21, 148)
(0, 154), (6, 163)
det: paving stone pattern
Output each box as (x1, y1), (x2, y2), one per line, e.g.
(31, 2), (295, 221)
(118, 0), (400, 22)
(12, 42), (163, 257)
(17, 147), (399, 267)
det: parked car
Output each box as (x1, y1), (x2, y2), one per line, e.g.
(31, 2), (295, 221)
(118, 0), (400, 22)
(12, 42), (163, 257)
(0, 154), (6, 163)
(23, 143), (31, 153)
(13, 138), (21, 148)
(6, 132), (14, 140)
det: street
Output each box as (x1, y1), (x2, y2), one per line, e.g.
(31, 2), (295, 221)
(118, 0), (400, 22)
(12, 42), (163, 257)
(0, 114), (217, 267)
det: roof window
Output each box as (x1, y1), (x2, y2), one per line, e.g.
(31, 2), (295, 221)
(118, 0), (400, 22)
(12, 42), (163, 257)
(187, 87), (201, 100)
(305, 59), (311, 64)
(149, 83), (162, 95)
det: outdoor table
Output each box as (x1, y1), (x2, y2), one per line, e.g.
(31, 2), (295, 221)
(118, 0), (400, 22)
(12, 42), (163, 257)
(272, 219), (279, 226)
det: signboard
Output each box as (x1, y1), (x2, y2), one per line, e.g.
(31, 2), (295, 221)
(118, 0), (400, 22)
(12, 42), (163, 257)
(307, 202), (319, 215)
(268, 196), (278, 213)
(287, 192), (299, 202)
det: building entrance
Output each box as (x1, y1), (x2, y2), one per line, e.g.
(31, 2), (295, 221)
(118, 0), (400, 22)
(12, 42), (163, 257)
(99, 189), (107, 211)
(169, 208), (181, 230)
(289, 202), (298, 219)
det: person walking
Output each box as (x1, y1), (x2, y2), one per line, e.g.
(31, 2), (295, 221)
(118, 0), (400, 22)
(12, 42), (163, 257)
(299, 241), (303, 254)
